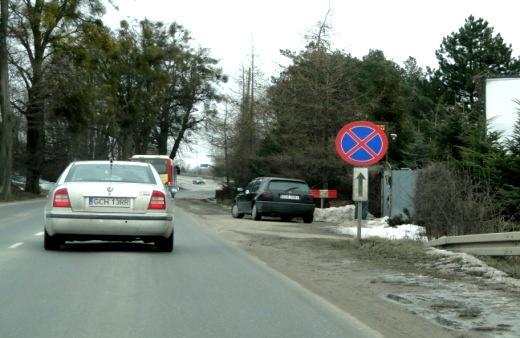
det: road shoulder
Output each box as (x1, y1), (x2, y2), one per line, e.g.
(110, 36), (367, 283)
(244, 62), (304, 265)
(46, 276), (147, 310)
(174, 198), (462, 338)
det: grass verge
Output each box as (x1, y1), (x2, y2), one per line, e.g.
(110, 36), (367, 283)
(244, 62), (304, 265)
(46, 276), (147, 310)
(478, 256), (520, 279)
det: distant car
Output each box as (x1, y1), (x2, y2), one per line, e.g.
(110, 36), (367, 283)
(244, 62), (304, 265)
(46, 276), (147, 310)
(43, 161), (174, 252)
(192, 177), (205, 184)
(231, 177), (315, 223)
(11, 175), (55, 191)
(39, 179), (55, 191)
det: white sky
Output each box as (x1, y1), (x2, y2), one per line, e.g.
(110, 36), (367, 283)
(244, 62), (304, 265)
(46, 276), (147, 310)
(104, 0), (520, 165)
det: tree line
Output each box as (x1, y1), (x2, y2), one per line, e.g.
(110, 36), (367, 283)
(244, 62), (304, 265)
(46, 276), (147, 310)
(211, 16), (520, 225)
(0, 0), (225, 196)
(0, 5), (519, 226)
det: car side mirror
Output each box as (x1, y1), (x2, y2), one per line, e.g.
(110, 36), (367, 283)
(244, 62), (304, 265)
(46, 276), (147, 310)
(237, 187), (244, 192)
(174, 165), (181, 175)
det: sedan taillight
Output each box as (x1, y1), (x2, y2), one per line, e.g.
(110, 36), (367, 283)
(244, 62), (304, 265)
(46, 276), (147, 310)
(148, 190), (166, 210)
(53, 188), (71, 208)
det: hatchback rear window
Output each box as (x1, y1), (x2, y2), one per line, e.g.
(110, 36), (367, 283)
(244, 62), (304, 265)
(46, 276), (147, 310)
(65, 164), (156, 184)
(268, 180), (310, 192)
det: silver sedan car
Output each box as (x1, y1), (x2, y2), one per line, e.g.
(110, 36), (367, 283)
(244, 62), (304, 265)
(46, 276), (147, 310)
(44, 161), (174, 252)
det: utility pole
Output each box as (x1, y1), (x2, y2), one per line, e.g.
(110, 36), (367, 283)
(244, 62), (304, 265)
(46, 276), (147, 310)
(0, 0), (13, 199)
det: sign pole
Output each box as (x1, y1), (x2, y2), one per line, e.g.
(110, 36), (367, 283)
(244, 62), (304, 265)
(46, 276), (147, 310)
(357, 201), (362, 240)
(352, 167), (368, 241)
(320, 198), (324, 209)
(335, 120), (389, 242)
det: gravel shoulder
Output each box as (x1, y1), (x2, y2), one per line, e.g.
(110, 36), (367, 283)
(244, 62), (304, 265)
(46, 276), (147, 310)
(175, 198), (474, 338)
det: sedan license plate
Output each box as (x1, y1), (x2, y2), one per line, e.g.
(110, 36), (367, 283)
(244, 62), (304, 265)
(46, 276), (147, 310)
(88, 197), (131, 208)
(280, 194), (300, 201)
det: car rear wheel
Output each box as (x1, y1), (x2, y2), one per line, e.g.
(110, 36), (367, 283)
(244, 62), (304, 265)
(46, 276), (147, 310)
(303, 215), (314, 224)
(252, 204), (262, 221)
(44, 230), (61, 250)
(231, 203), (244, 219)
(156, 232), (174, 252)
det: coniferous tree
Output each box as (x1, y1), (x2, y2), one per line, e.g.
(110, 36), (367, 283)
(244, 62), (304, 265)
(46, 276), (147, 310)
(508, 104), (520, 156)
(435, 15), (517, 119)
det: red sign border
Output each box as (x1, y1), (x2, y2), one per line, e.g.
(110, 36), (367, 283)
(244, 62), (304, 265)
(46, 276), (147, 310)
(335, 121), (388, 166)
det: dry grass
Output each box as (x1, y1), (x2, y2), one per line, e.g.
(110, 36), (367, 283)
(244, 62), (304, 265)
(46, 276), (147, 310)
(478, 256), (520, 279)
(326, 237), (430, 267)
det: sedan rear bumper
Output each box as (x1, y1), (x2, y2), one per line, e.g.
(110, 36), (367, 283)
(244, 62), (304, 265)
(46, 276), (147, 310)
(45, 212), (173, 238)
(256, 201), (315, 216)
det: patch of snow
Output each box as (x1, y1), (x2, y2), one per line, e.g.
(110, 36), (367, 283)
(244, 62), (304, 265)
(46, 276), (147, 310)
(314, 204), (426, 241)
(425, 248), (520, 289)
(337, 222), (427, 241)
(314, 205), (356, 223)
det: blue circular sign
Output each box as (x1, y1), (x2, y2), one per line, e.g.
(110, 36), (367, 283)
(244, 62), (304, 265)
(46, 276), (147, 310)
(335, 121), (388, 166)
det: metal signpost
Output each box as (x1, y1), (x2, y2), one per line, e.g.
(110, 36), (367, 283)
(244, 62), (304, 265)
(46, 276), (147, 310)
(311, 189), (338, 208)
(352, 167), (368, 239)
(335, 121), (388, 240)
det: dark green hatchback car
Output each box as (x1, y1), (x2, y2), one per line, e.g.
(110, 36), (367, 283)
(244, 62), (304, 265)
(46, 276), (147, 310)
(231, 177), (315, 223)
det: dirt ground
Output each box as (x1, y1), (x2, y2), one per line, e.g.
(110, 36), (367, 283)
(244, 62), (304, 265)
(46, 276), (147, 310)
(175, 198), (520, 338)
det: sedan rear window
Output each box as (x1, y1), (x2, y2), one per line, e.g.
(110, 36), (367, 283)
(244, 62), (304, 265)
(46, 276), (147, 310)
(65, 164), (156, 184)
(268, 180), (310, 192)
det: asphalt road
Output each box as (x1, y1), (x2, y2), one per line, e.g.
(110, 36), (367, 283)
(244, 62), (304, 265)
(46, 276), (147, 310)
(0, 193), (379, 338)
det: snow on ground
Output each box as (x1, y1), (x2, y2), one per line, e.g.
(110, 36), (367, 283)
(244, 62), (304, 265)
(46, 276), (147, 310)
(314, 205), (356, 223)
(424, 247), (520, 289)
(314, 205), (426, 241)
(314, 205), (520, 288)
(337, 223), (427, 241)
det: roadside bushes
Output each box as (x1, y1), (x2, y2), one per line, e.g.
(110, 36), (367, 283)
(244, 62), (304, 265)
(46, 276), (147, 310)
(415, 163), (505, 239)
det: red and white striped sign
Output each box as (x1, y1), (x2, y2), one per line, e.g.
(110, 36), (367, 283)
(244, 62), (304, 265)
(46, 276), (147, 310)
(311, 189), (337, 199)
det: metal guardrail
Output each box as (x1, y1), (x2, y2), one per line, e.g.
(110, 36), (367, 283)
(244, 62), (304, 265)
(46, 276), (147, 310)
(427, 232), (520, 256)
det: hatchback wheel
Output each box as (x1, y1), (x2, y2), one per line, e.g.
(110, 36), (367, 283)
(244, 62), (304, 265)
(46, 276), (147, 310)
(44, 230), (61, 250)
(231, 203), (244, 219)
(252, 204), (262, 221)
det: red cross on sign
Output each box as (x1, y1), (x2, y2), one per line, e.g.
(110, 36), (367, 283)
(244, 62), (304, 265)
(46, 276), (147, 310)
(335, 121), (388, 166)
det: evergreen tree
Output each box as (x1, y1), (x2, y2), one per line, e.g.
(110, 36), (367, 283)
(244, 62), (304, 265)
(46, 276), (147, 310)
(435, 15), (517, 120)
(508, 104), (520, 156)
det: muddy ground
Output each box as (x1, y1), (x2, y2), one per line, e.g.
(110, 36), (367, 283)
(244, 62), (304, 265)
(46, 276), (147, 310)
(175, 198), (520, 338)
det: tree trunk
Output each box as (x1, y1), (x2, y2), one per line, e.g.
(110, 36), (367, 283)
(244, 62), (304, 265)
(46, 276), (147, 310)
(157, 119), (169, 155)
(25, 104), (44, 194)
(0, 0), (12, 199)
(169, 107), (193, 160)
(169, 126), (185, 160)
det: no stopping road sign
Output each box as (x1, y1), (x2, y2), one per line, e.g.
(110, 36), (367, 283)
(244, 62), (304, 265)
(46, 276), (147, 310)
(335, 121), (388, 166)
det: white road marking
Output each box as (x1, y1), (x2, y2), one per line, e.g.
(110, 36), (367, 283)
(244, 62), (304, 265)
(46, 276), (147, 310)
(8, 242), (23, 249)
(34, 231), (44, 236)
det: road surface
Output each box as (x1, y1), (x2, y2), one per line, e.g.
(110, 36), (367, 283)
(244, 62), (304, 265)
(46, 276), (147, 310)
(0, 192), (379, 338)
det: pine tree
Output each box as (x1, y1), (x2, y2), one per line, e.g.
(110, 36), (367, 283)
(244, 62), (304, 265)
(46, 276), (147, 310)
(435, 15), (517, 120)
(508, 105), (520, 156)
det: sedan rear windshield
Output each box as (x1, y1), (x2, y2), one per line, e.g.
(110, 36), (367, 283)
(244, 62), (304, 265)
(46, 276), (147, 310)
(65, 164), (156, 184)
(268, 180), (310, 192)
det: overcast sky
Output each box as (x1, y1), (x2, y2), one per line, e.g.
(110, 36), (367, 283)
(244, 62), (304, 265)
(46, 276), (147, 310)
(104, 0), (520, 166)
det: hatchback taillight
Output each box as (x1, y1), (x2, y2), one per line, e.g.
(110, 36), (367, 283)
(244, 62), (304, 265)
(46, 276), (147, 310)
(258, 191), (273, 201)
(148, 190), (166, 210)
(53, 188), (71, 208)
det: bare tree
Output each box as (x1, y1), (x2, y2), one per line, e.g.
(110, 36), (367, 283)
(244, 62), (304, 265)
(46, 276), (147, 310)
(0, 0), (13, 199)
